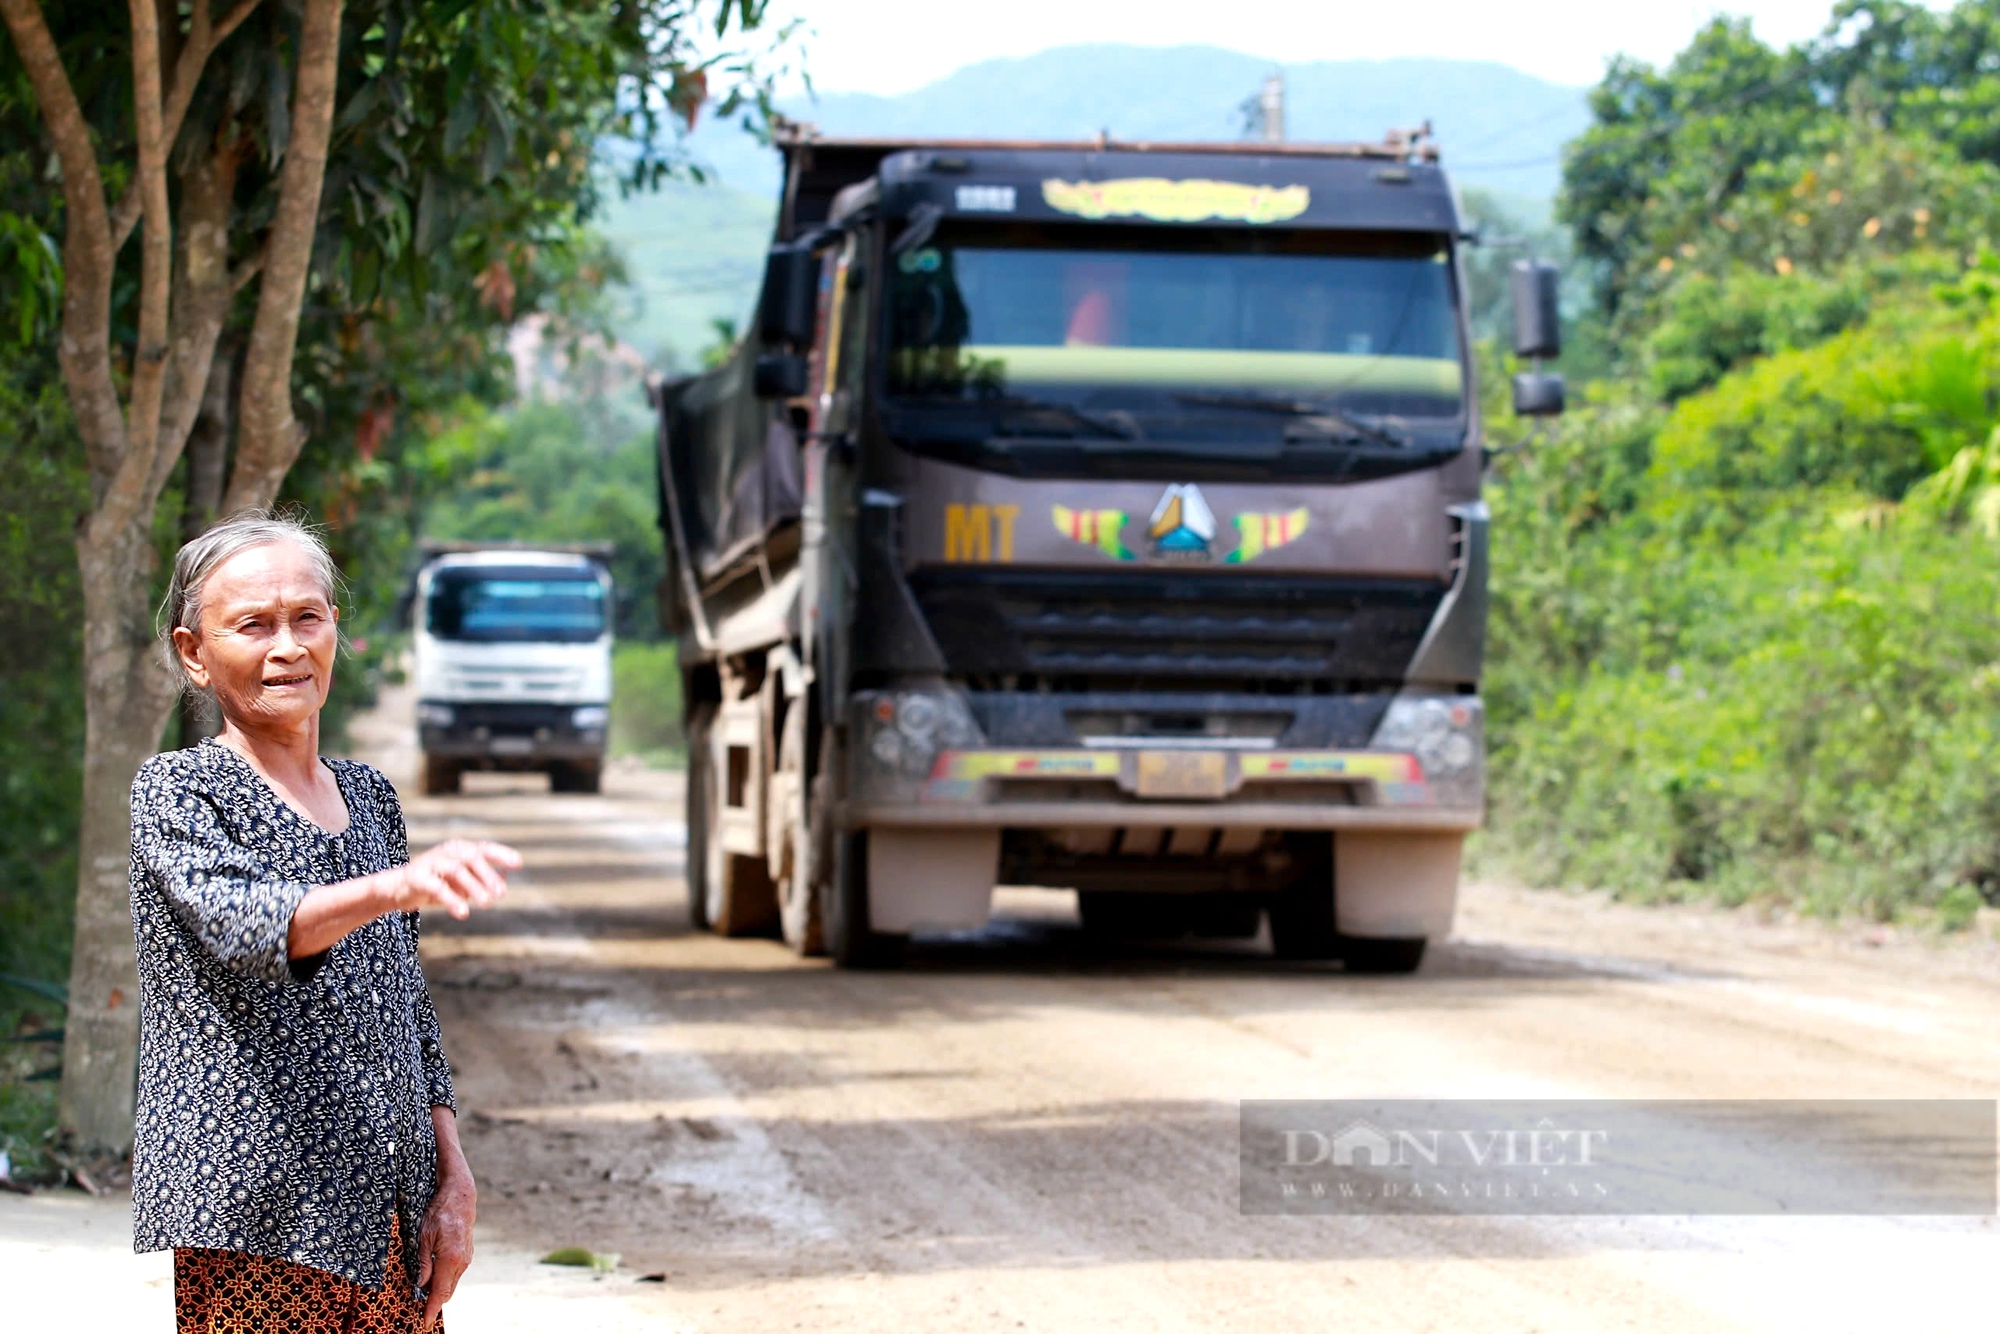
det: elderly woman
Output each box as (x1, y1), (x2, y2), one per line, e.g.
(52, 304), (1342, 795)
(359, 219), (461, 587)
(130, 511), (520, 1333)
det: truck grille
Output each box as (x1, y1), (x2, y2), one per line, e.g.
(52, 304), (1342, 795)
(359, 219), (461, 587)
(910, 569), (1445, 693)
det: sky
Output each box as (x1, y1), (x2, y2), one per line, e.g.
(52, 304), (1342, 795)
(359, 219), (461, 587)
(760, 0), (1957, 95)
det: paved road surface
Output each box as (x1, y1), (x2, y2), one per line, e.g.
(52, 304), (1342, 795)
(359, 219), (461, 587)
(8, 704), (1998, 1330)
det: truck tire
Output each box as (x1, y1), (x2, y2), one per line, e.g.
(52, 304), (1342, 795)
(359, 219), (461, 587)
(709, 848), (779, 937)
(1267, 839), (1339, 960)
(1078, 892), (1190, 940)
(1186, 894), (1262, 939)
(1337, 936), (1428, 975)
(550, 761), (601, 794)
(687, 708), (778, 938)
(824, 829), (906, 969)
(774, 716), (825, 957)
(1268, 885), (1339, 960)
(420, 754), (461, 796)
(684, 706), (716, 933)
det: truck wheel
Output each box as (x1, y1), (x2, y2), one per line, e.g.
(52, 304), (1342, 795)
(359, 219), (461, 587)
(824, 829), (906, 969)
(684, 706), (716, 932)
(551, 760), (602, 794)
(1337, 936), (1428, 975)
(1267, 839), (1339, 960)
(689, 702), (777, 937)
(708, 847), (779, 937)
(773, 715), (825, 957)
(1268, 887), (1338, 960)
(1186, 895), (1262, 939)
(420, 754), (461, 796)
(1078, 892), (1190, 940)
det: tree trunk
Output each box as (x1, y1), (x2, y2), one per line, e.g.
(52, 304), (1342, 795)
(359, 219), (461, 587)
(60, 518), (180, 1155)
(0, 0), (287, 1155)
(0, 0), (304, 1152)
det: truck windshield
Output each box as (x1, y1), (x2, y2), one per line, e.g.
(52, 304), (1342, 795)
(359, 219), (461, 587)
(885, 226), (1464, 435)
(426, 568), (606, 644)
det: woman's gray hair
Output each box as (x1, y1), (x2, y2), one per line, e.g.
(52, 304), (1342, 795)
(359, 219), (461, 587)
(160, 510), (345, 696)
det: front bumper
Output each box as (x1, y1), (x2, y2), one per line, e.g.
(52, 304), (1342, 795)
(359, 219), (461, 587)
(418, 701), (607, 764)
(846, 745), (1482, 832)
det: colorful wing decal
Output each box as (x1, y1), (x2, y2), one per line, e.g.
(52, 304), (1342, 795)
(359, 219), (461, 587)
(1226, 508), (1310, 563)
(1051, 505), (1136, 561)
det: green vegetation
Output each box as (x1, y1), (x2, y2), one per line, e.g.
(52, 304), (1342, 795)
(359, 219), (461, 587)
(593, 180), (774, 369)
(611, 642), (686, 764)
(412, 386), (685, 759)
(1, 0), (792, 1160)
(0, 344), (81, 1179)
(418, 391), (666, 638)
(1479, 0), (2000, 929)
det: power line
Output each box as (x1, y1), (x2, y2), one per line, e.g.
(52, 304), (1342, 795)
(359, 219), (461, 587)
(1449, 99), (1594, 159)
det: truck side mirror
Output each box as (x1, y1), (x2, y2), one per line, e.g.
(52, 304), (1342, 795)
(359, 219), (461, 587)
(753, 351), (808, 399)
(1510, 259), (1561, 360)
(758, 242), (819, 347)
(1512, 371), (1566, 417)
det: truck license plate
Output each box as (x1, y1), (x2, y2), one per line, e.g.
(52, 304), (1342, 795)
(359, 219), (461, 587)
(489, 736), (535, 756)
(1135, 750), (1227, 799)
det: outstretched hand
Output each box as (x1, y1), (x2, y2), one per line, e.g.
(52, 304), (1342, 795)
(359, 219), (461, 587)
(387, 839), (521, 919)
(288, 838), (522, 962)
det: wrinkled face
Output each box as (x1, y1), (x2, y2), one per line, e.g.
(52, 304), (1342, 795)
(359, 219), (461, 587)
(174, 541), (339, 733)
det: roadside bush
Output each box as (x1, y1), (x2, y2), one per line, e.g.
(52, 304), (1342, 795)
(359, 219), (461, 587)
(0, 363), (84, 1178)
(1642, 267), (1874, 402)
(420, 398), (665, 638)
(1648, 315), (1998, 523)
(609, 641), (683, 764)
(1491, 511), (2000, 916)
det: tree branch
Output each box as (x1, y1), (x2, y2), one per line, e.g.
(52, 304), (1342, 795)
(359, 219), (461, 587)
(147, 128), (244, 510)
(226, 0), (343, 512)
(108, 0), (265, 253)
(228, 240), (267, 296)
(0, 0), (127, 487)
(121, 0), (174, 482)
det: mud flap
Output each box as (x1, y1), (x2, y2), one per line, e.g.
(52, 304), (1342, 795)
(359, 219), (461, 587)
(867, 829), (1000, 934)
(1334, 833), (1464, 940)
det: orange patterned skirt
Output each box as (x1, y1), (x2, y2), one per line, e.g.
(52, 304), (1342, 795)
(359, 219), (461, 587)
(173, 1210), (439, 1333)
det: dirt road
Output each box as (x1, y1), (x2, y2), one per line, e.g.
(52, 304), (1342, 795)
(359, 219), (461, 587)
(396, 735), (1997, 1331)
(8, 701), (1998, 1331)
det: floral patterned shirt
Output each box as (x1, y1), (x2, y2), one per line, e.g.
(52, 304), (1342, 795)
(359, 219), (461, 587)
(129, 738), (455, 1292)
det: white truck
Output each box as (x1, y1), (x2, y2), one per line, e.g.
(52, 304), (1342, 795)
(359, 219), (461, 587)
(411, 543), (615, 794)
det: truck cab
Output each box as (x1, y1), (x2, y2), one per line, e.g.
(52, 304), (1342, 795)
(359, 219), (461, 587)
(654, 126), (1561, 969)
(411, 545), (615, 794)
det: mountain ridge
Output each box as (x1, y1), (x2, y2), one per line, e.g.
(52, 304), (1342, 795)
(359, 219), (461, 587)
(606, 44), (1588, 364)
(687, 43), (1587, 199)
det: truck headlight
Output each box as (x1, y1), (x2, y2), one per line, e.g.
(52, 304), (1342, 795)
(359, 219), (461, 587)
(572, 706), (610, 730)
(417, 704), (454, 728)
(851, 685), (983, 798)
(1371, 691), (1483, 809)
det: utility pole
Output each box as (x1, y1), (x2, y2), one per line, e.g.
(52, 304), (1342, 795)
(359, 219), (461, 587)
(1239, 71), (1286, 143)
(1260, 72), (1285, 143)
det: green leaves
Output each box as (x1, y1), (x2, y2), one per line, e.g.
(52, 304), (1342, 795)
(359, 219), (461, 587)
(0, 213), (60, 348)
(1560, 8), (2000, 329)
(1484, 253), (2000, 920)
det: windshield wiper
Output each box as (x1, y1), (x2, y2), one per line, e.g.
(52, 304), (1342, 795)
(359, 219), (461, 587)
(991, 399), (1137, 440)
(1172, 391), (1412, 449)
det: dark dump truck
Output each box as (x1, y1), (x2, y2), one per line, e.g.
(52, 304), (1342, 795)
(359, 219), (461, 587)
(651, 123), (1562, 970)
